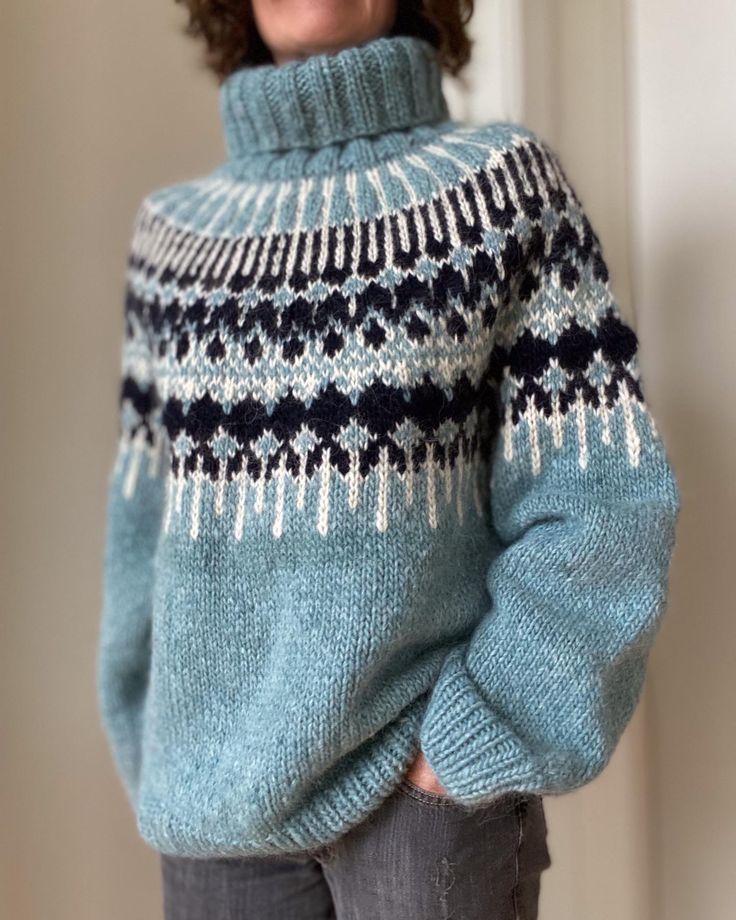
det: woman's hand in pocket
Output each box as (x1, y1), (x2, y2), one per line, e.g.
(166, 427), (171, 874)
(404, 749), (447, 795)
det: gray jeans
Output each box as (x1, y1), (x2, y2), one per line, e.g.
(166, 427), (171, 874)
(160, 780), (552, 919)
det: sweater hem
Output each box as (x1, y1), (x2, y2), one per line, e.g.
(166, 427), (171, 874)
(135, 693), (430, 859)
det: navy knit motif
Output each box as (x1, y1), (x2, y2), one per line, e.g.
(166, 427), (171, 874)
(118, 133), (649, 541)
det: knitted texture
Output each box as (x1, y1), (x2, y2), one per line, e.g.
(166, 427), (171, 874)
(96, 35), (681, 858)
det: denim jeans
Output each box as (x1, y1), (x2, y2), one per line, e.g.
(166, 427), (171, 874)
(160, 779), (552, 919)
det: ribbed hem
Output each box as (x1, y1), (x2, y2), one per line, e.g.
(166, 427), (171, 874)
(418, 647), (544, 804)
(219, 35), (449, 157)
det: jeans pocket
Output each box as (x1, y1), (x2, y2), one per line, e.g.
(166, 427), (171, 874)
(396, 778), (523, 817)
(396, 777), (458, 806)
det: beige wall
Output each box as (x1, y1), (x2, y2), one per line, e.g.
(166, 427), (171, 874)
(1, 2), (732, 919)
(1, 4), (220, 918)
(628, 2), (736, 916)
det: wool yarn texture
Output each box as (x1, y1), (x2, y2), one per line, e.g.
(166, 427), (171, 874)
(96, 34), (681, 858)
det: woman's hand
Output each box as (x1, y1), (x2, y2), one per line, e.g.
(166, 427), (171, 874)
(404, 749), (448, 795)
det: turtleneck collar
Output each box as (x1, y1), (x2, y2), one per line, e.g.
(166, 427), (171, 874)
(219, 34), (450, 160)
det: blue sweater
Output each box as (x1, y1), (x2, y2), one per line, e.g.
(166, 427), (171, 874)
(96, 34), (681, 858)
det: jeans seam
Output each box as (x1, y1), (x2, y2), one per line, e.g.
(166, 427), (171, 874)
(511, 796), (525, 920)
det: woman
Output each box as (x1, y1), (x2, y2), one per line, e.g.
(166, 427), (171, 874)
(96, 1), (681, 917)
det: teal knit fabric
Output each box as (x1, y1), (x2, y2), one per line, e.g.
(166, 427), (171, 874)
(96, 34), (681, 858)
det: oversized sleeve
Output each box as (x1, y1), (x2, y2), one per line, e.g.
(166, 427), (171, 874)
(95, 202), (168, 807)
(419, 137), (682, 804)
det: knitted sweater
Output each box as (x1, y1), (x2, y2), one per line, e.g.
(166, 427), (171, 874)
(96, 34), (681, 858)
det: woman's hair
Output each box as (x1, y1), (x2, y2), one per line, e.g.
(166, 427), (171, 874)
(175, 1), (475, 82)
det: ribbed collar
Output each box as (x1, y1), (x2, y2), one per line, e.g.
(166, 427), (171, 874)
(219, 34), (449, 159)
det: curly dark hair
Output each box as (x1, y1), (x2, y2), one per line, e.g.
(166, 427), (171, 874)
(175, 1), (475, 82)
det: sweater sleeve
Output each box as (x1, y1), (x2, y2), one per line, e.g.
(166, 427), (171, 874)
(96, 204), (167, 807)
(419, 138), (681, 804)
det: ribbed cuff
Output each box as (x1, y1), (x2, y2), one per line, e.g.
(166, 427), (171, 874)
(419, 647), (543, 804)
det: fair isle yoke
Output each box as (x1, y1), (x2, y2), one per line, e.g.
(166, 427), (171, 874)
(120, 122), (640, 540)
(97, 35), (681, 859)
